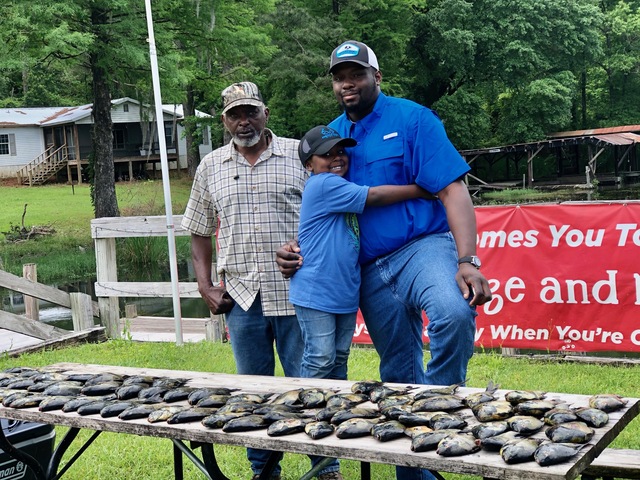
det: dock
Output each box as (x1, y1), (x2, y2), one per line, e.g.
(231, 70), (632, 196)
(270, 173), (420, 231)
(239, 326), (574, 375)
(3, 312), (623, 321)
(119, 315), (212, 343)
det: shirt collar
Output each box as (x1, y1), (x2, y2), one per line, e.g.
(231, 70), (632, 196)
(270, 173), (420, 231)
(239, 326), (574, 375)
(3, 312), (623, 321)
(342, 92), (387, 134)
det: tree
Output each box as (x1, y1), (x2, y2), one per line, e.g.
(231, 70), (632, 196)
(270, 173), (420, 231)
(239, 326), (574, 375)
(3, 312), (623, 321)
(589, 0), (640, 125)
(405, 0), (603, 146)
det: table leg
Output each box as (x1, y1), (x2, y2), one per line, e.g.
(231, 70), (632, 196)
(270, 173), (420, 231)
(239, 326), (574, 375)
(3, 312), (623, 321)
(299, 457), (336, 480)
(174, 441), (184, 480)
(48, 428), (101, 480)
(172, 439), (231, 480)
(197, 442), (230, 480)
(361, 462), (371, 480)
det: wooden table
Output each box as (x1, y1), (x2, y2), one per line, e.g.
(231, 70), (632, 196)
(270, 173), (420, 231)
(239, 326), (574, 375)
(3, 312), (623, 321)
(0, 363), (638, 480)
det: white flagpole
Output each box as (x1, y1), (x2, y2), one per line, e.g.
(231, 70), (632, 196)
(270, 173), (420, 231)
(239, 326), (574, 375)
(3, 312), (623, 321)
(144, 0), (183, 345)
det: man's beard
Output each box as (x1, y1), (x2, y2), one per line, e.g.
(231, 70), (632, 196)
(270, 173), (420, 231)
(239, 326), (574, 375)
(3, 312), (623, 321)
(232, 129), (262, 148)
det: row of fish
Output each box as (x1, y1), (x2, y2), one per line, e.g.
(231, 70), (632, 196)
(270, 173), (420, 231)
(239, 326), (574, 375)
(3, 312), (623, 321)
(0, 367), (630, 468)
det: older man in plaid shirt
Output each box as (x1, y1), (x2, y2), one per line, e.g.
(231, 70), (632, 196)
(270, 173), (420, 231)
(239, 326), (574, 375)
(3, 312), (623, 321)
(182, 82), (342, 480)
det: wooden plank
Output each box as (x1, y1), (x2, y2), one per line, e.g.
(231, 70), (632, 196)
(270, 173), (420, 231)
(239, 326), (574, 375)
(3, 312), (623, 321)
(0, 269), (99, 318)
(23, 263), (39, 321)
(0, 328), (106, 358)
(95, 281), (200, 298)
(0, 362), (636, 480)
(95, 237), (120, 338)
(582, 448), (640, 478)
(70, 292), (95, 331)
(0, 310), (67, 340)
(509, 354), (640, 367)
(120, 316), (208, 334)
(119, 316), (208, 343)
(0, 328), (43, 352)
(91, 215), (190, 239)
(0, 269), (71, 309)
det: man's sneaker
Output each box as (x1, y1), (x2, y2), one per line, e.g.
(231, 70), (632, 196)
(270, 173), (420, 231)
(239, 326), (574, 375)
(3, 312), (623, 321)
(251, 475), (280, 480)
(317, 473), (344, 480)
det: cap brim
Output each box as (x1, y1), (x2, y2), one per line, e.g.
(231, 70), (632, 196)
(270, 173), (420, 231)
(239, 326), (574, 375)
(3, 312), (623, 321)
(313, 137), (357, 155)
(329, 59), (375, 73)
(222, 99), (265, 114)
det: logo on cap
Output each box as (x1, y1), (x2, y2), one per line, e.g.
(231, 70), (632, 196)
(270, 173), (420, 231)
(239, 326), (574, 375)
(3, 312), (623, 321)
(300, 139), (312, 155)
(321, 127), (340, 139)
(335, 43), (360, 59)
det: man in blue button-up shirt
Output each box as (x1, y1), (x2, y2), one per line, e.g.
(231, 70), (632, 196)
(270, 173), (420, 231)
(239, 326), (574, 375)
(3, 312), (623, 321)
(277, 41), (493, 480)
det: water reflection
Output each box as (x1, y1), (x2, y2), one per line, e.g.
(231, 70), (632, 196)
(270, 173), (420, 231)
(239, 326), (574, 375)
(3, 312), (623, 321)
(0, 260), (209, 331)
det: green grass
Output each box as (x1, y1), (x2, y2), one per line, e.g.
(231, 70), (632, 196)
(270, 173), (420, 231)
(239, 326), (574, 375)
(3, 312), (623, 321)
(0, 342), (638, 480)
(0, 175), (194, 283)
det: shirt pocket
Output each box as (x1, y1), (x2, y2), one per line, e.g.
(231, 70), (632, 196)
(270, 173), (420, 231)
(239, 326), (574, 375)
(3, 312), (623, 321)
(364, 135), (406, 184)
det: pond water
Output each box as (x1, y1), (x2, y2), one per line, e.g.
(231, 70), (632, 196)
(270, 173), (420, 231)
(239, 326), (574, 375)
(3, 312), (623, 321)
(1, 261), (209, 331)
(474, 184), (640, 205)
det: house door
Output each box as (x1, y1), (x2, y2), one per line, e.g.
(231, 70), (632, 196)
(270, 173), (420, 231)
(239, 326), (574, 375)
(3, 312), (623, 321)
(65, 125), (76, 160)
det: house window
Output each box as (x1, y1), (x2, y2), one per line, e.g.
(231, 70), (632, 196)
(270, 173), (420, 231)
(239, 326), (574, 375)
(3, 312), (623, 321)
(164, 122), (174, 147)
(201, 126), (209, 145)
(123, 104), (129, 113)
(0, 134), (8, 155)
(113, 129), (126, 150)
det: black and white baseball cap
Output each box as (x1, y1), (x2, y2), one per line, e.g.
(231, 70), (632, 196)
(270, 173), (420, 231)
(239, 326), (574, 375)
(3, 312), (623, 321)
(298, 125), (357, 166)
(330, 40), (379, 73)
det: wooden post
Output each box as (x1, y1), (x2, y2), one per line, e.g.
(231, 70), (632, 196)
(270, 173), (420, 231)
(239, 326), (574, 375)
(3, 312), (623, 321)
(125, 304), (138, 318)
(70, 292), (94, 331)
(23, 264), (39, 321)
(95, 237), (120, 338)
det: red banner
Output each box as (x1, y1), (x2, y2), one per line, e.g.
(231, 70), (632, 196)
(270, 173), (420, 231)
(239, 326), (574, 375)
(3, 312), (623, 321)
(352, 202), (640, 353)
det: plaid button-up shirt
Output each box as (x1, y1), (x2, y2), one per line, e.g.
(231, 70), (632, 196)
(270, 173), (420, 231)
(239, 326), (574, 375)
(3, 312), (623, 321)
(182, 130), (308, 316)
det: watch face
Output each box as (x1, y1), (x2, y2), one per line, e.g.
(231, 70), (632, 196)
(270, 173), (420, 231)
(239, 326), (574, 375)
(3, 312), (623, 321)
(459, 256), (481, 268)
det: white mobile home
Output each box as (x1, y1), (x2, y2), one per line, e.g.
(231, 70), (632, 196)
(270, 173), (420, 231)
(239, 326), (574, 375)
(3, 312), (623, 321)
(0, 97), (213, 184)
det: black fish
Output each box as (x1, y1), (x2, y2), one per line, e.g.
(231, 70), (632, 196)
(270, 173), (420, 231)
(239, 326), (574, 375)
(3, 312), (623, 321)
(167, 407), (216, 424)
(202, 412), (250, 429)
(39, 396), (76, 412)
(81, 382), (122, 396)
(163, 387), (196, 403)
(267, 418), (310, 436)
(304, 421), (335, 440)
(77, 400), (114, 416)
(222, 414), (269, 432)
(115, 384), (148, 400)
(371, 421), (406, 442)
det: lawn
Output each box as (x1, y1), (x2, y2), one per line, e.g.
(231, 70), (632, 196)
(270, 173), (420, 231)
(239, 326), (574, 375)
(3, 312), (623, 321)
(0, 341), (638, 480)
(0, 175), (194, 282)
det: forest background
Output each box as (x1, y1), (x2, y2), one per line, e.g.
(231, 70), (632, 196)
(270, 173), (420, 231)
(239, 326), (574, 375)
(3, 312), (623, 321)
(1, 0), (640, 217)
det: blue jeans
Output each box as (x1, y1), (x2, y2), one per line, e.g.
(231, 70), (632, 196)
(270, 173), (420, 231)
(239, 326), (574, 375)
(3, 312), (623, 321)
(294, 306), (356, 380)
(294, 305), (356, 475)
(360, 233), (477, 480)
(226, 293), (304, 477)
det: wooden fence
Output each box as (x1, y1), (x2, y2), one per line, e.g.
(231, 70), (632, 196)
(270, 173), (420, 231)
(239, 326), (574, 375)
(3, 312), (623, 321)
(0, 267), (102, 354)
(91, 215), (223, 342)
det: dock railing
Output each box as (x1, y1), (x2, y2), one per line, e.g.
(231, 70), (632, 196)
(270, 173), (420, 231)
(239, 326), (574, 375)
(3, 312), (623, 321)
(0, 266), (102, 354)
(91, 215), (223, 341)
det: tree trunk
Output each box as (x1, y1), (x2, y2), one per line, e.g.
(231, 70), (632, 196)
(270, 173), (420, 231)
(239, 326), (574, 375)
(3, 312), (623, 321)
(91, 58), (119, 218)
(184, 85), (200, 178)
